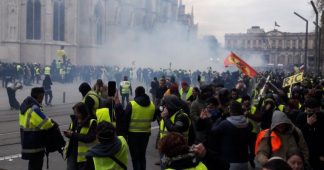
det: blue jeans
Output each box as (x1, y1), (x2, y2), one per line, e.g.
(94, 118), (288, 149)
(121, 93), (129, 108)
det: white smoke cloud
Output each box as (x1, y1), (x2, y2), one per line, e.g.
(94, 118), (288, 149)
(93, 22), (224, 71)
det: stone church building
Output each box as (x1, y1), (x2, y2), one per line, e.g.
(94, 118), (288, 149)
(0, 0), (197, 65)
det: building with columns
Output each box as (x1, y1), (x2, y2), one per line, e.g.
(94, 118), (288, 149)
(0, 0), (197, 65)
(225, 26), (316, 70)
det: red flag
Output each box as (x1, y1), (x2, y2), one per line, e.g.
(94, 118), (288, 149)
(224, 52), (258, 78)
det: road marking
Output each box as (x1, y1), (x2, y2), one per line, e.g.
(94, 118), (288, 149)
(0, 132), (19, 136)
(0, 154), (21, 161)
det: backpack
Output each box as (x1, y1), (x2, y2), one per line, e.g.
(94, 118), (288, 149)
(45, 123), (66, 169)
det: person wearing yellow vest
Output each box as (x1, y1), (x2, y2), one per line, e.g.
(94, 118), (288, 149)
(159, 95), (191, 143)
(124, 86), (155, 170)
(34, 65), (41, 84)
(231, 88), (242, 103)
(44, 66), (51, 76)
(59, 67), (65, 82)
(119, 76), (132, 108)
(158, 132), (207, 170)
(255, 111), (309, 166)
(19, 87), (55, 170)
(180, 81), (193, 102)
(242, 95), (261, 169)
(42, 75), (53, 106)
(84, 121), (129, 170)
(64, 102), (97, 170)
(79, 82), (100, 118)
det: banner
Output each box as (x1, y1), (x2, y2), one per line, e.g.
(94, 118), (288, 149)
(282, 72), (303, 88)
(224, 52), (258, 78)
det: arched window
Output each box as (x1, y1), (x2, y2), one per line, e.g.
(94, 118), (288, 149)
(26, 0), (41, 39)
(53, 0), (65, 41)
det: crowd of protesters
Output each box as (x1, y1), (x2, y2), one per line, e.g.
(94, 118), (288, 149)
(5, 58), (323, 170)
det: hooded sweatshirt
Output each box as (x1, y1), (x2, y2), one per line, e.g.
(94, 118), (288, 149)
(209, 114), (252, 163)
(256, 111), (309, 165)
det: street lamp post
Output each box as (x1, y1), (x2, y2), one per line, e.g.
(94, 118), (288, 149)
(314, 21), (322, 74)
(294, 12), (308, 73)
(311, 1), (319, 73)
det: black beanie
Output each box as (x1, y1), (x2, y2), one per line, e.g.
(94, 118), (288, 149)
(31, 87), (45, 100)
(79, 82), (91, 97)
(135, 86), (145, 97)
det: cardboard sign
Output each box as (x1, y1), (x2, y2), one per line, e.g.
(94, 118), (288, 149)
(282, 72), (303, 88)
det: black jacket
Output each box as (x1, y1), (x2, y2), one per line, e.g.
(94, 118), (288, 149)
(296, 112), (324, 168)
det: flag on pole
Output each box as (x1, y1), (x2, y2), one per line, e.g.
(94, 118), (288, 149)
(275, 21), (280, 27)
(224, 52), (258, 78)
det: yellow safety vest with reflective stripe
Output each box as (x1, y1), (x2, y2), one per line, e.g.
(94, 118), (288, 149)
(93, 136), (128, 170)
(95, 108), (116, 126)
(160, 110), (191, 142)
(120, 81), (131, 94)
(19, 105), (54, 155)
(247, 106), (260, 134)
(165, 162), (208, 170)
(82, 91), (100, 114)
(129, 101), (155, 132)
(44, 66), (51, 75)
(180, 87), (193, 101)
(68, 119), (97, 163)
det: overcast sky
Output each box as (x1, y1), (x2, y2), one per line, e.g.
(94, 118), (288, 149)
(184, 0), (317, 45)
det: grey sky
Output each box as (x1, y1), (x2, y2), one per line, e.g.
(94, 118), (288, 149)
(185, 0), (316, 45)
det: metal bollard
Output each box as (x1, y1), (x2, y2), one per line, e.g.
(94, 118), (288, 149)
(63, 91), (66, 103)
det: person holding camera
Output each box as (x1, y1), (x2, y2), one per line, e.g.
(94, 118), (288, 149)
(296, 98), (324, 170)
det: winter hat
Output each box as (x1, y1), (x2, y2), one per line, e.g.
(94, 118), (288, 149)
(79, 82), (91, 97)
(135, 86), (145, 97)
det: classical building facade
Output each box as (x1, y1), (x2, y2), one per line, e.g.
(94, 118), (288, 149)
(225, 26), (316, 70)
(0, 0), (197, 65)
